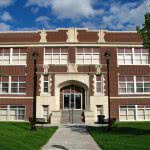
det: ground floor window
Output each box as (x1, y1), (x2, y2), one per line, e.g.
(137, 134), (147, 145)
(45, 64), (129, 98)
(42, 105), (49, 122)
(0, 105), (25, 121)
(119, 105), (150, 121)
(96, 105), (103, 116)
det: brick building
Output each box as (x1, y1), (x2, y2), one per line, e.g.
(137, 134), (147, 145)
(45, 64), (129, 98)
(0, 28), (149, 124)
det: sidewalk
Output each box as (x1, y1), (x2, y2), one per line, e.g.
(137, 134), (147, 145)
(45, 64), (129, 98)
(42, 125), (102, 150)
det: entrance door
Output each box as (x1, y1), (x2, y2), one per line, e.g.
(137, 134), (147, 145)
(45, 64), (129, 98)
(63, 93), (82, 110)
(60, 85), (84, 124)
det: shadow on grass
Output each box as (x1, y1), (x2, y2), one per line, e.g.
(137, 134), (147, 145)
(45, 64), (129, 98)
(87, 125), (150, 136)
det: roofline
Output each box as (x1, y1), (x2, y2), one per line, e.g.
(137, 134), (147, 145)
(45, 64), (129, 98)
(0, 28), (137, 33)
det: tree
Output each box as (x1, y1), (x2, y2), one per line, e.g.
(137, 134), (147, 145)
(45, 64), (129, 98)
(137, 13), (150, 48)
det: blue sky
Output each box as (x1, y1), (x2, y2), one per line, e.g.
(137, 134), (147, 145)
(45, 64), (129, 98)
(0, 0), (149, 31)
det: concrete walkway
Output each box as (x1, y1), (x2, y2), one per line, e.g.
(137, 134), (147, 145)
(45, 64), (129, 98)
(42, 125), (102, 150)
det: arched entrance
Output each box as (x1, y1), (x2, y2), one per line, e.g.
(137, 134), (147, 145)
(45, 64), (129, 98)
(60, 85), (85, 110)
(59, 80), (89, 124)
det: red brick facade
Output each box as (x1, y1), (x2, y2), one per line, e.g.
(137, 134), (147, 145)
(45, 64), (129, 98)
(0, 28), (149, 122)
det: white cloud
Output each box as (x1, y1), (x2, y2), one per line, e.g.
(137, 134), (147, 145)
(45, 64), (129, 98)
(35, 16), (54, 29)
(1, 12), (12, 21)
(102, 0), (150, 30)
(35, 16), (50, 22)
(26, 0), (103, 20)
(0, 0), (13, 7)
(81, 22), (99, 29)
(0, 23), (11, 31)
(50, 0), (99, 19)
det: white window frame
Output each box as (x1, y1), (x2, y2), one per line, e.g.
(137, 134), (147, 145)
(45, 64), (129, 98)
(117, 48), (149, 65)
(0, 76), (26, 94)
(95, 74), (103, 95)
(118, 76), (150, 95)
(42, 105), (49, 122)
(76, 48), (100, 65)
(0, 105), (26, 121)
(41, 74), (50, 95)
(119, 105), (150, 121)
(44, 47), (68, 65)
(0, 48), (27, 66)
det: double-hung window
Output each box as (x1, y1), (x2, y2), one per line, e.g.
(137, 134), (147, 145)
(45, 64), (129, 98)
(117, 48), (149, 65)
(96, 75), (102, 94)
(0, 48), (27, 65)
(76, 48), (100, 64)
(0, 105), (25, 121)
(118, 76), (150, 94)
(118, 76), (134, 93)
(119, 105), (150, 121)
(44, 48), (68, 64)
(42, 75), (49, 93)
(0, 76), (26, 94)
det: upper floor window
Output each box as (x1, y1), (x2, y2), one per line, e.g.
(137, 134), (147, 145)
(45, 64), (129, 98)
(0, 48), (27, 65)
(0, 76), (26, 94)
(117, 48), (149, 65)
(76, 48), (100, 64)
(96, 75), (102, 94)
(44, 48), (68, 64)
(118, 76), (150, 94)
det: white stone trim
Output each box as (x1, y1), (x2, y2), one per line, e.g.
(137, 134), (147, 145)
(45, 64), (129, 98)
(0, 43), (143, 47)
(67, 28), (78, 43)
(0, 97), (33, 99)
(98, 30), (105, 43)
(40, 30), (47, 42)
(110, 97), (150, 99)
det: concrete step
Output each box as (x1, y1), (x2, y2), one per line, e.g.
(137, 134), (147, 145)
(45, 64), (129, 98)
(61, 110), (84, 124)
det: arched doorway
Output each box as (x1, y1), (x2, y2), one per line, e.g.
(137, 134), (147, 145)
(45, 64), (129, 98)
(59, 80), (88, 124)
(60, 85), (85, 110)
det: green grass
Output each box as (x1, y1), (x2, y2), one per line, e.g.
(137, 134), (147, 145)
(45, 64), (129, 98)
(87, 122), (150, 150)
(0, 122), (57, 150)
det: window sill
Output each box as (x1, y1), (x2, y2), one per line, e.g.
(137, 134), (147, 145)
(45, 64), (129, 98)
(119, 93), (150, 95)
(94, 93), (104, 96)
(0, 64), (27, 66)
(40, 93), (51, 96)
(44, 64), (68, 66)
(117, 64), (150, 66)
(0, 93), (26, 95)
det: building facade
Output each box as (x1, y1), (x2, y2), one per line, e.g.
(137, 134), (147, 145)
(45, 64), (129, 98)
(0, 28), (150, 124)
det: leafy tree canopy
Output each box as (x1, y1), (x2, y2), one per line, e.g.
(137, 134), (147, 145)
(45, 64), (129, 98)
(137, 13), (150, 48)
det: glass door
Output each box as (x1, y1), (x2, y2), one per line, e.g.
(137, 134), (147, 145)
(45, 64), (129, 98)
(75, 94), (82, 109)
(63, 93), (82, 109)
(64, 94), (70, 109)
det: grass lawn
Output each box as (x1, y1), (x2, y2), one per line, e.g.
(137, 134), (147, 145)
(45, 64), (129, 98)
(87, 122), (150, 150)
(0, 122), (57, 150)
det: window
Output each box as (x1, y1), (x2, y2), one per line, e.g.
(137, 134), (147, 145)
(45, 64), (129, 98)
(118, 76), (150, 94)
(44, 48), (68, 64)
(118, 76), (134, 93)
(11, 76), (26, 94)
(119, 105), (150, 121)
(43, 105), (49, 122)
(0, 105), (25, 121)
(0, 76), (26, 94)
(0, 105), (7, 120)
(96, 105), (103, 115)
(76, 48), (100, 64)
(117, 48), (149, 65)
(0, 48), (27, 65)
(96, 75), (102, 93)
(43, 75), (49, 93)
